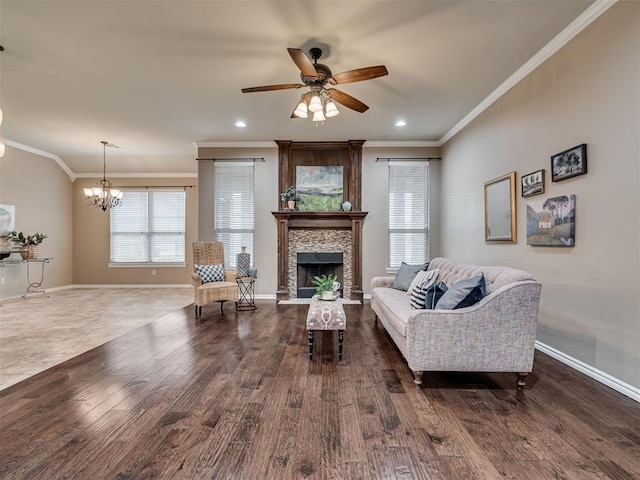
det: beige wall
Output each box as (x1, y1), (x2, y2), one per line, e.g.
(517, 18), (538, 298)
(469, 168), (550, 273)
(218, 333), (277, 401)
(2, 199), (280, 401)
(361, 146), (442, 289)
(197, 146), (280, 296)
(72, 177), (198, 285)
(0, 146), (74, 298)
(440, 2), (639, 389)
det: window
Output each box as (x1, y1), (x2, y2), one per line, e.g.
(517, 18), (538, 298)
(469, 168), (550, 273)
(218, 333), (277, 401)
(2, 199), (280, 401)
(110, 189), (186, 264)
(214, 163), (255, 267)
(388, 162), (429, 268)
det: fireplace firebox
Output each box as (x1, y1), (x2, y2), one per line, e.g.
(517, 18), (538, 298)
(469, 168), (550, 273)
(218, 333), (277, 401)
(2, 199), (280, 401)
(296, 253), (343, 298)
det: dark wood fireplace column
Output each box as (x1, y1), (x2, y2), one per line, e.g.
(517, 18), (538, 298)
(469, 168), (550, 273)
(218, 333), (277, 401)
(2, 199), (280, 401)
(272, 211), (368, 301)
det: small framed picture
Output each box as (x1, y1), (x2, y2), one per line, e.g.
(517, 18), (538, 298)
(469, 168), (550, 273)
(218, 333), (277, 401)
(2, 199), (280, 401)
(521, 170), (545, 198)
(551, 144), (587, 182)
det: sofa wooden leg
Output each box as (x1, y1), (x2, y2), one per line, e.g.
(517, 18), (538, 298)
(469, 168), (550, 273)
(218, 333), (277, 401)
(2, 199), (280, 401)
(413, 371), (423, 385)
(516, 372), (528, 391)
(220, 301), (224, 315)
(195, 304), (199, 318)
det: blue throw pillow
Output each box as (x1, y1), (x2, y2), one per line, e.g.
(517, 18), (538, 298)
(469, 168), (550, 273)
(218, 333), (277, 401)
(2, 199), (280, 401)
(435, 274), (486, 310)
(424, 282), (449, 309)
(391, 262), (429, 291)
(195, 263), (225, 283)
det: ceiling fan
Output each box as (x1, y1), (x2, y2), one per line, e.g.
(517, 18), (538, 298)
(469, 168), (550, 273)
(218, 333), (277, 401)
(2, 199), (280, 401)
(241, 47), (388, 119)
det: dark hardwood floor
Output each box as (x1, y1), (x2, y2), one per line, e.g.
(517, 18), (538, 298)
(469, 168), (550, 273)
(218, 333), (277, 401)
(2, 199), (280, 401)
(1, 301), (638, 479)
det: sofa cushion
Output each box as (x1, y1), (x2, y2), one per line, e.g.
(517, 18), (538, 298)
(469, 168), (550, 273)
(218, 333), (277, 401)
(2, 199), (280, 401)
(409, 269), (439, 309)
(391, 262), (429, 291)
(435, 274), (486, 310)
(195, 263), (225, 283)
(371, 287), (415, 337)
(424, 281), (448, 309)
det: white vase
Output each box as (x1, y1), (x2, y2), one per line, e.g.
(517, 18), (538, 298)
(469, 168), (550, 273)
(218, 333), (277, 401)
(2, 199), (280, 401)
(342, 201), (352, 212)
(287, 200), (295, 210)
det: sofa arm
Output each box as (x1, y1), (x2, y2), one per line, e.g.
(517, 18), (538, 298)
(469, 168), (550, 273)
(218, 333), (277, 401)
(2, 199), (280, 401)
(371, 276), (395, 289)
(225, 269), (237, 282)
(405, 281), (542, 372)
(191, 272), (202, 287)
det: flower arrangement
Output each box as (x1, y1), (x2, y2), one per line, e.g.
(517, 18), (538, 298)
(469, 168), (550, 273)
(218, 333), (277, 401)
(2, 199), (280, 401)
(280, 186), (300, 202)
(7, 231), (47, 247)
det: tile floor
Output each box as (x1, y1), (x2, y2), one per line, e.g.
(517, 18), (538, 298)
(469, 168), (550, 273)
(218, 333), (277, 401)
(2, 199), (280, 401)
(0, 287), (193, 391)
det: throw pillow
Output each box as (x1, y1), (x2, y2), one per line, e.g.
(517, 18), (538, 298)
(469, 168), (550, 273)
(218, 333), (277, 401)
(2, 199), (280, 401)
(407, 268), (437, 295)
(195, 263), (225, 283)
(424, 281), (449, 309)
(409, 269), (440, 309)
(435, 274), (486, 310)
(391, 262), (429, 291)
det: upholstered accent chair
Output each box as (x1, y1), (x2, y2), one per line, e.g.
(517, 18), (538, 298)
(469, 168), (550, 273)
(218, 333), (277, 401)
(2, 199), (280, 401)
(192, 241), (238, 317)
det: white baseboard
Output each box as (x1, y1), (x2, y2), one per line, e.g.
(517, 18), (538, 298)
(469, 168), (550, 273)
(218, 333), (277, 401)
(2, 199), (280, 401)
(69, 284), (192, 288)
(535, 341), (639, 403)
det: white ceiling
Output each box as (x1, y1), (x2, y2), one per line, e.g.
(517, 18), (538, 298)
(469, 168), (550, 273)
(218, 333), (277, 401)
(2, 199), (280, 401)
(0, 0), (597, 175)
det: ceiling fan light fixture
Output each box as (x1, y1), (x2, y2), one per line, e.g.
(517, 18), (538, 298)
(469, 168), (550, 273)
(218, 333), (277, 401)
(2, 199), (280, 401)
(293, 101), (308, 118)
(308, 94), (323, 113)
(312, 110), (326, 122)
(325, 101), (339, 118)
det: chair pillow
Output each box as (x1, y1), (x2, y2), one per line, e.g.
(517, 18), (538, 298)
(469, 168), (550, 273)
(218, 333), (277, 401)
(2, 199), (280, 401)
(195, 264), (225, 283)
(435, 274), (486, 310)
(391, 262), (429, 291)
(409, 269), (440, 309)
(424, 281), (449, 309)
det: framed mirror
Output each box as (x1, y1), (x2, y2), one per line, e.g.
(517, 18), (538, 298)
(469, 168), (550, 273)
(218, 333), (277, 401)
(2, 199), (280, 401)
(484, 171), (517, 243)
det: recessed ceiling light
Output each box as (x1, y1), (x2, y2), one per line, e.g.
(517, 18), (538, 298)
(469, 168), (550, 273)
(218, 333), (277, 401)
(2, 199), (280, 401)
(395, 120), (407, 127)
(235, 121), (247, 128)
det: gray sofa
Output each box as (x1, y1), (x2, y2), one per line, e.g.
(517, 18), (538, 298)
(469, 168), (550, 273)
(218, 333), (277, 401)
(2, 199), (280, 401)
(370, 257), (542, 390)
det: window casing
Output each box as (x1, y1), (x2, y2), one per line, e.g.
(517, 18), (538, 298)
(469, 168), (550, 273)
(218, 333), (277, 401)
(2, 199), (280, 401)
(388, 162), (429, 269)
(110, 189), (186, 264)
(214, 163), (255, 267)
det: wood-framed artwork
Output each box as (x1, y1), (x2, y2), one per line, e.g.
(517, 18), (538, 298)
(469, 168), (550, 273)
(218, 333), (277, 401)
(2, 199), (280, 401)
(551, 143), (587, 182)
(521, 169), (545, 198)
(484, 171), (517, 243)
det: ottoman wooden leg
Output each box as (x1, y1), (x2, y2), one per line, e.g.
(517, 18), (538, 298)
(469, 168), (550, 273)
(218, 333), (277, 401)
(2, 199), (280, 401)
(307, 330), (315, 360)
(338, 330), (344, 360)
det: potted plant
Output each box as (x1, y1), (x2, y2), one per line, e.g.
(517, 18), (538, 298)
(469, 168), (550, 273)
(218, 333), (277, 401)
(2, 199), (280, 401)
(312, 273), (340, 300)
(280, 186), (300, 210)
(6, 231), (47, 259)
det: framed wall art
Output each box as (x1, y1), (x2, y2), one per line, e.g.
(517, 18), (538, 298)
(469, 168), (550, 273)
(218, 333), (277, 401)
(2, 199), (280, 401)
(484, 172), (517, 243)
(526, 194), (576, 246)
(521, 169), (545, 197)
(551, 144), (587, 182)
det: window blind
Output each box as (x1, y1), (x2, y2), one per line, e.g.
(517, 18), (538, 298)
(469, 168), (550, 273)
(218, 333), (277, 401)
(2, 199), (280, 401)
(214, 163), (255, 267)
(388, 163), (429, 268)
(110, 190), (186, 263)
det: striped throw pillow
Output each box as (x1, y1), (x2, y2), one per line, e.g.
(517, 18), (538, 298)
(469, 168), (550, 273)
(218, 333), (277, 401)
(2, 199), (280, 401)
(409, 268), (439, 309)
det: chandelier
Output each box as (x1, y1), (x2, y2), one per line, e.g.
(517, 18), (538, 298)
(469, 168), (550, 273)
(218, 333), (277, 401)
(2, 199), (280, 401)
(83, 141), (123, 211)
(292, 86), (339, 125)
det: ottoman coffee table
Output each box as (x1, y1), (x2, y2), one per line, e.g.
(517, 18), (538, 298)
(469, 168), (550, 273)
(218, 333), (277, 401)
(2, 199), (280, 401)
(305, 295), (346, 360)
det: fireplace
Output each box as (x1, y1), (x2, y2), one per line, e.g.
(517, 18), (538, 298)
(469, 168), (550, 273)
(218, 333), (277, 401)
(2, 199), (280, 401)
(272, 211), (367, 301)
(296, 252), (343, 298)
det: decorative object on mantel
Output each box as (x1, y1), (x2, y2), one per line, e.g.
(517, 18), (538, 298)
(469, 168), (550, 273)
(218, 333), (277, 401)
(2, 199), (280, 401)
(526, 194), (576, 247)
(83, 140), (123, 211)
(7, 230), (47, 259)
(280, 185), (300, 210)
(341, 200), (352, 211)
(236, 246), (250, 277)
(551, 144), (587, 182)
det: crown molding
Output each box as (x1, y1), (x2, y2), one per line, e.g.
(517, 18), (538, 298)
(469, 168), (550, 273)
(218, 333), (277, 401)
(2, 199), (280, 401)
(439, 0), (618, 145)
(74, 172), (198, 179)
(4, 139), (75, 181)
(364, 140), (441, 148)
(195, 141), (277, 149)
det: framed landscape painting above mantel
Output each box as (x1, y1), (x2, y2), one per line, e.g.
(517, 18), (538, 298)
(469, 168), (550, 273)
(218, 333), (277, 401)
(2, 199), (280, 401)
(296, 166), (343, 211)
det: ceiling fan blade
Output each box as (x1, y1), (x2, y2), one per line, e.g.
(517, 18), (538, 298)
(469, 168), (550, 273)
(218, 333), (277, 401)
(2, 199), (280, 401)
(326, 89), (369, 113)
(330, 65), (388, 85)
(241, 83), (305, 93)
(287, 48), (318, 78)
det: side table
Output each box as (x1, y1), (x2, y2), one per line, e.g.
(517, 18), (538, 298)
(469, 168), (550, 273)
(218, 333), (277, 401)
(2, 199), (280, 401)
(236, 276), (257, 311)
(24, 258), (53, 297)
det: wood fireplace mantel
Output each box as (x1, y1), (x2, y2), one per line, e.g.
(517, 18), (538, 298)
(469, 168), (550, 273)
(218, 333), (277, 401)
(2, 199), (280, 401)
(272, 211), (368, 301)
